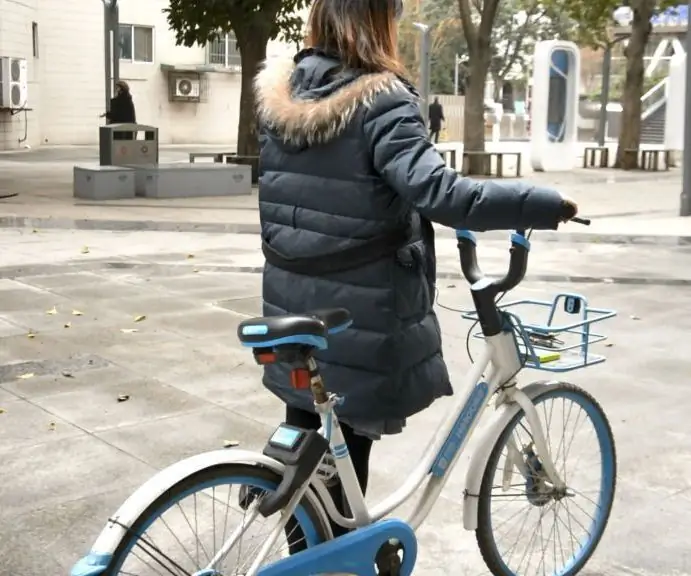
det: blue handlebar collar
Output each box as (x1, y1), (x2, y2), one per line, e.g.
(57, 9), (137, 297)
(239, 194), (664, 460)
(455, 229), (477, 244)
(510, 232), (531, 250)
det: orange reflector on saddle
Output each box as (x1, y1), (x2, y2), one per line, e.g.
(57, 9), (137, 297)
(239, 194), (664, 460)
(290, 368), (311, 390)
(254, 351), (277, 365)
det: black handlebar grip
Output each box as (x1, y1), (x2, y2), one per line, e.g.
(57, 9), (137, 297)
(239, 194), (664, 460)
(494, 235), (530, 292)
(456, 231), (484, 284)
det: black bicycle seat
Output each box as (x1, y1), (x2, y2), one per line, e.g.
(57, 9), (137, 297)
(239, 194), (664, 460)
(237, 308), (352, 350)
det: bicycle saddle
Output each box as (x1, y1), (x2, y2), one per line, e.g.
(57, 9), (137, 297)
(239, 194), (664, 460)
(237, 308), (352, 350)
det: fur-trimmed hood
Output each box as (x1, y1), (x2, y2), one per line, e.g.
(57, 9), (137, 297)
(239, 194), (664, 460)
(254, 50), (414, 147)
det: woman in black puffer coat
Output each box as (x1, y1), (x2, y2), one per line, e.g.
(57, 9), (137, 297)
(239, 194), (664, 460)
(254, 0), (578, 542)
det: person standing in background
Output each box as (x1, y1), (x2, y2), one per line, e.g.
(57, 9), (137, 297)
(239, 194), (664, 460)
(428, 96), (444, 143)
(100, 80), (136, 140)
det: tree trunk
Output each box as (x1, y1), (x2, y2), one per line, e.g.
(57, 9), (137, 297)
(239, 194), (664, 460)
(492, 73), (502, 102)
(463, 54), (491, 174)
(236, 33), (269, 157)
(614, 1), (654, 169)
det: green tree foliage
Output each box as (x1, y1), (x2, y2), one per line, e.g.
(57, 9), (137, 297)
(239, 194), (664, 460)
(165, 0), (310, 156)
(488, 0), (576, 101)
(398, 0), (467, 94)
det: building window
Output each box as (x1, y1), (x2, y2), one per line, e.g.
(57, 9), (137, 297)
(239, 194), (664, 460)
(119, 24), (154, 63)
(207, 32), (241, 69)
(32, 22), (39, 58)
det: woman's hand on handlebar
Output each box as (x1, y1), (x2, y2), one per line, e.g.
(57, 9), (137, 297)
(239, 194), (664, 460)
(559, 193), (578, 222)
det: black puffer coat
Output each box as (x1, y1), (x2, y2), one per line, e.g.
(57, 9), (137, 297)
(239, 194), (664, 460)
(255, 49), (565, 430)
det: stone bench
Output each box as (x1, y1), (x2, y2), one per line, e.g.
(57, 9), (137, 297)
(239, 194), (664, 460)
(583, 146), (610, 168)
(623, 148), (672, 172)
(73, 165), (135, 200)
(188, 151), (236, 163)
(126, 163), (252, 198)
(461, 151), (522, 177)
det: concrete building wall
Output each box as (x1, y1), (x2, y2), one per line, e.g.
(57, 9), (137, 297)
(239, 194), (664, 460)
(0, 0), (300, 150)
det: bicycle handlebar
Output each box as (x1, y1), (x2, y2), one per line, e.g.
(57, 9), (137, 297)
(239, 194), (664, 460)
(456, 216), (590, 292)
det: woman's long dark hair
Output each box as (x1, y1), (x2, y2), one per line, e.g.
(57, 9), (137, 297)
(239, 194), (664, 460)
(306, 0), (407, 77)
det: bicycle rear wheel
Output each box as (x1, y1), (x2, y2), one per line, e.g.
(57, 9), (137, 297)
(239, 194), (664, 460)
(476, 383), (616, 576)
(104, 463), (330, 575)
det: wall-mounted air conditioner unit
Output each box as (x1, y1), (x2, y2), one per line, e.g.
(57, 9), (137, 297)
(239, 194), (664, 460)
(174, 76), (200, 99)
(0, 57), (28, 109)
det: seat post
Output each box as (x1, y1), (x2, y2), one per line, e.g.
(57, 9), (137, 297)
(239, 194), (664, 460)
(306, 356), (329, 405)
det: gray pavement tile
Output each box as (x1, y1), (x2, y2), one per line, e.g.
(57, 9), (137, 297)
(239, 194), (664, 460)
(146, 307), (244, 340)
(0, 400), (83, 452)
(0, 331), (98, 365)
(0, 283), (72, 313)
(88, 293), (200, 317)
(1, 366), (130, 400)
(0, 387), (19, 403)
(0, 354), (109, 385)
(0, 316), (26, 337)
(38, 280), (156, 303)
(216, 295), (263, 317)
(31, 377), (208, 433)
(141, 271), (259, 296)
(216, 379), (287, 428)
(0, 486), (138, 575)
(17, 322), (185, 361)
(0, 433), (153, 520)
(16, 271), (114, 290)
(95, 405), (272, 469)
(166, 361), (268, 407)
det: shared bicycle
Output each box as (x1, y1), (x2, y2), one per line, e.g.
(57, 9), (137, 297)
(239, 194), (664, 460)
(72, 222), (617, 576)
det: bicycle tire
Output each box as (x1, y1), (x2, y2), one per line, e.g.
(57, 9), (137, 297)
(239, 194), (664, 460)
(475, 383), (617, 576)
(105, 463), (331, 575)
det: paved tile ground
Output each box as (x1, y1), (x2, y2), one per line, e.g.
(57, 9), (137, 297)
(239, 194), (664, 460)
(1, 227), (690, 575)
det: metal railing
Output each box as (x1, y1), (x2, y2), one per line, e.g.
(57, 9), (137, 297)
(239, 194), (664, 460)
(641, 77), (669, 121)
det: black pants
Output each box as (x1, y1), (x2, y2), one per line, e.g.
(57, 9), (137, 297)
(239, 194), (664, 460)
(284, 405), (373, 553)
(430, 128), (440, 143)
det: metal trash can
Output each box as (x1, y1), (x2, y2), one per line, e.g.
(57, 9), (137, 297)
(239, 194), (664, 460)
(99, 123), (159, 166)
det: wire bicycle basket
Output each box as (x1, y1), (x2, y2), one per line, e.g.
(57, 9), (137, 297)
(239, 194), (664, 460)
(462, 292), (617, 372)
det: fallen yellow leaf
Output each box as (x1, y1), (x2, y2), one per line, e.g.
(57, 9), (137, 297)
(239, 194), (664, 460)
(133, 315), (146, 323)
(72, 310), (83, 316)
(18, 373), (35, 380)
(63, 322), (71, 328)
(45, 306), (57, 315)
(81, 246), (90, 254)
(193, 268), (199, 273)
(120, 328), (138, 334)
(27, 331), (36, 339)
(0, 408), (6, 415)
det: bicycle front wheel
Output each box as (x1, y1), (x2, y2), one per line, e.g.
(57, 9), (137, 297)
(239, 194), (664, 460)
(476, 383), (616, 576)
(105, 463), (330, 575)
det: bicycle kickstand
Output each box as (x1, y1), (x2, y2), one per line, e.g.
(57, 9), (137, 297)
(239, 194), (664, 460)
(375, 539), (404, 576)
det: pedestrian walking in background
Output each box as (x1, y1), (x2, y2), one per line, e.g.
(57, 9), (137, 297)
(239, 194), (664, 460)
(429, 96), (445, 143)
(100, 80), (136, 140)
